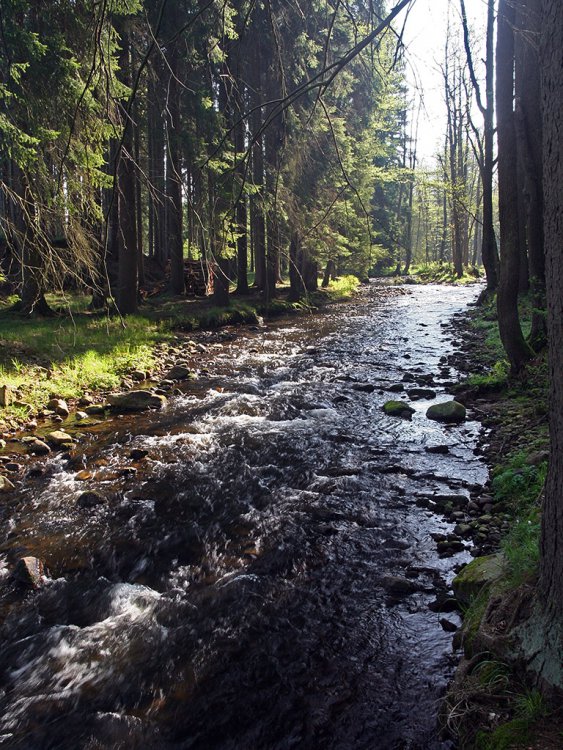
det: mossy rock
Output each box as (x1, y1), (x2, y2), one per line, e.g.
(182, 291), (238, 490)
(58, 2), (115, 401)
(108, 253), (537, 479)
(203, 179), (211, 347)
(453, 553), (506, 606)
(383, 400), (416, 419)
(426, 400), (467, 423)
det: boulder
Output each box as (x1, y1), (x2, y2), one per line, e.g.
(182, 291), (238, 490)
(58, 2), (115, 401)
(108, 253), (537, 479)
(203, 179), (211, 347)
(407, 387), (437, 400)
(0, 475), (15, 492)
(46, 430), (74, 447)
(107, 391), (167, 412)
(452, 553), (505, 606)
(47, 398), (69, 418)
(75, 411), (89, 421)
(75, 470), (92, 481)
(426, 400), (466, 423)
(165, 364), (193, 381)
(383, 400), (416, 419)
(13, 556), (45, 588)
(130, 370), (147, 382)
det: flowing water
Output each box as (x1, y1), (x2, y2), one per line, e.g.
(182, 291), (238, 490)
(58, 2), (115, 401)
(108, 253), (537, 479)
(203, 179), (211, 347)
(0, 283), (487, 750)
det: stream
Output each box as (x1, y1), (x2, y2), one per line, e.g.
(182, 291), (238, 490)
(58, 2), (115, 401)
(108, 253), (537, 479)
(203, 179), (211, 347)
(0, 283), (487, 749)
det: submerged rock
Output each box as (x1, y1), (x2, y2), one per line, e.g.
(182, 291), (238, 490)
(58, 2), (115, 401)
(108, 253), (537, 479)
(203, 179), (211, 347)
(383, 400), (416, 419)
(108, 391), (167, 412)
(426, 400), (466, 423)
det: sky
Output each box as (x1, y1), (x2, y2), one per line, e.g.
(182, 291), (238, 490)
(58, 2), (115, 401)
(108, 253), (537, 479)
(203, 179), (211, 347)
(400, 0), (488, 164)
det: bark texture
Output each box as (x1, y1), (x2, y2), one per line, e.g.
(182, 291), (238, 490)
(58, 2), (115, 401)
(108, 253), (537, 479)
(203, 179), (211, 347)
(495, 0), (533, 371)
(539, 0), (563, 622)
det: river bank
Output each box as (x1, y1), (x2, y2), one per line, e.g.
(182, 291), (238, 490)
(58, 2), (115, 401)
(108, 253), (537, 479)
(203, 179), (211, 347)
(0, 277), (358, 440)
(440, 296), (563, 749)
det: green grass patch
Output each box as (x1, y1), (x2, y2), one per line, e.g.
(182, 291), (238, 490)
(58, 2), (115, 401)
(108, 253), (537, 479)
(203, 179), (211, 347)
(324, 274), (361, 299)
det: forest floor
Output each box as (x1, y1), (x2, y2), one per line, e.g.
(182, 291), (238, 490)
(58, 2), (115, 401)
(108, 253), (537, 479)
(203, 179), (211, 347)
(442, 294), (563, 749)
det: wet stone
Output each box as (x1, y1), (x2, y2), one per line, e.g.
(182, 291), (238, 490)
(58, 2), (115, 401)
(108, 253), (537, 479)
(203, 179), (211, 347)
(46, 430), (74, 447)
(47, 398), (69, 418)
(428, 596), (461, 613)
(85, 404), (106, 415)
(439, 618), (458, 633)
(383, 400), (416, 419)
(0, 475), (15, 492)
(130, 449), (149, 461)
(426, 400), (466, 423)
(407, 387), (437, 400)
(165, 364), (193, 381)
(380, 576), (420, 595)
(352, 383), (377, 393)
(387, 383), (404, 393)
(13, 556), (45, 587)
(108, 391), (167, 412)
(76, 490), (105, 509)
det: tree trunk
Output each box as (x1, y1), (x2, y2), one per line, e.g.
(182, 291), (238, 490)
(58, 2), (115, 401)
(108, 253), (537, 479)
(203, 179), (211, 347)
(539, 0), (563, 636)
(116, 20), (138, 315)
(515, 0), (546, 347)
(167, 6), (185, 296)
(288, 231), (304, 302)
(495, 0), (533, 371)
(482, 0), (500, 291)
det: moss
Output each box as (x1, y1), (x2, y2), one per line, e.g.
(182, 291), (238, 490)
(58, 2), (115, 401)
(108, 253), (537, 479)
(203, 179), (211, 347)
(383, 400), (415, 417)
(453, 554), (506, 607)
